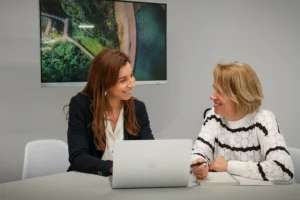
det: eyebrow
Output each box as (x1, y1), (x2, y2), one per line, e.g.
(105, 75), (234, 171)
(118, 73), (133, 80)
(118, 76), (126, 80)
(213, 84), (222, 92)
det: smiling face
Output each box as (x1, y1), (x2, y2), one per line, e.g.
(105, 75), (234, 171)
(106, 62), (135, 101)
(210, 62), (264, 120)
(210, 83), (238, 120)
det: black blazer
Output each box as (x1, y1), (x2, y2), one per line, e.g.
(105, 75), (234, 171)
(67, 93), (154, 176)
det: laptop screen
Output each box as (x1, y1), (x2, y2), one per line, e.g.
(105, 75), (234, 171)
(112, 139), (192, 188)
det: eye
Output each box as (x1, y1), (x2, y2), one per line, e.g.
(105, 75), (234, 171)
(213, 84), (222, 94)
(213, 85), (218, 92)
(217, 88), (224, 94)
(119, 78), (126, 83)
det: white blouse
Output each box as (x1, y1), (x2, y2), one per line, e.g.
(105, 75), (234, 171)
(101, 107), (124, 161)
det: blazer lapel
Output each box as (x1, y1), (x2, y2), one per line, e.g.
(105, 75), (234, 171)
(123, 123), (129, 140)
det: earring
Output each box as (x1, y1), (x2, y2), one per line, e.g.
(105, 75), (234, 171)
(104, 91), (107, 96)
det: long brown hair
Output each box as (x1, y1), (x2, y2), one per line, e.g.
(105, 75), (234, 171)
(80, 49), (140, 151)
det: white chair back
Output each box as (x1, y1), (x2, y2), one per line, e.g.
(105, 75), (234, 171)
(22, 139), (69, 179)
(288, 147), (300, 183)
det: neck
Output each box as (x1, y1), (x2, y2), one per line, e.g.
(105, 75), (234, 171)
(107, 97), (122, 111)
(225, 111), (246, 121)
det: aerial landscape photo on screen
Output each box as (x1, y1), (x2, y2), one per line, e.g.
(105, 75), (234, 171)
(40, 0), (167, 86)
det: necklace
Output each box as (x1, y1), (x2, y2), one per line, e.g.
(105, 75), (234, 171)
(109, 116), (118, 125)
(107, 106), (122, 125)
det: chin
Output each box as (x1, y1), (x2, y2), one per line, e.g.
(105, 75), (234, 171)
(214, 109), (223, 116)
(214, 108), (219, 114)
(121, 95), (132, 101)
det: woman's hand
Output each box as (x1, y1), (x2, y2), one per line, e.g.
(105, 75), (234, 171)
(190, 158), (208, 179)
(209, 156), (228, 172)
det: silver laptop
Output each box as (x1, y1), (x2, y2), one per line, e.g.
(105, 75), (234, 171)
(111, 139), (192, 189)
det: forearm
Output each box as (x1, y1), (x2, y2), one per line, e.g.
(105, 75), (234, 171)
(227, 160), (294, 182)
(191, 151), (209, 163)
(191, 136), (215, 163)
(69, 151), (113, 176)
(191, 110), (216, 163)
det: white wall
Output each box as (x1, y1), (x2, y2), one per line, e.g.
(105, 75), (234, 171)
(0, 0), (299, 183)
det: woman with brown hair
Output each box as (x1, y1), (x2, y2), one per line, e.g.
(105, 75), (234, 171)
(67, 49), (154, 176)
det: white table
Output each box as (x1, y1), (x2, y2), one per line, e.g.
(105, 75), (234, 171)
(0, 172), (299, 200)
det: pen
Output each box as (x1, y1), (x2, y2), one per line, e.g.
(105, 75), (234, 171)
(190, 161), (207, 168)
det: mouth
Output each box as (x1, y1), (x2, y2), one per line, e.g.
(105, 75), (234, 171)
(214, 102), (222, 107)
(123, 90), (132, 94)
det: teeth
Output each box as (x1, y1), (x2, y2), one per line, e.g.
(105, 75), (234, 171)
(124, 90), (131, 93)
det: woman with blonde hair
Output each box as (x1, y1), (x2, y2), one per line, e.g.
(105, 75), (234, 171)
(190, 62), (294, 182)
(66, 49), (154, 176)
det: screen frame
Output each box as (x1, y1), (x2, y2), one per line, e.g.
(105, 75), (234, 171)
(39, 0), (167, 87)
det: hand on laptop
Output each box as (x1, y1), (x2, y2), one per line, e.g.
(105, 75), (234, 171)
(209, 156), (228, 172)
(190, 158), (208, 179)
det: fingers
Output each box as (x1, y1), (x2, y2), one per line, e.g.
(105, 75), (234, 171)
(191, 163), (209, 180)
(209, 163), (215, 171)
(197, 162), (207, 170)
(209, 162), (224, 172)
(192, 157), (205, 164)
(209, 156), (228, 172)
(192, 166), (207, 174)
(194, 167), (208, 179)
(196, 173), (205, 180)
(209, 160), (219, 171)
(215, 156), (225, 161)
(191, 158), (210, 179)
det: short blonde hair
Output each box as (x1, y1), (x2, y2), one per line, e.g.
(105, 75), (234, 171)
(213, 62), (263, 115)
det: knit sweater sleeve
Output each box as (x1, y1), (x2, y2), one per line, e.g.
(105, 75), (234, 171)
(227, 110), (294, 182)
(191, 109), (217, 163)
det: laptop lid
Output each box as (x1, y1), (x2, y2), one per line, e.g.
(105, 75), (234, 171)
(112, 139), (192, 189)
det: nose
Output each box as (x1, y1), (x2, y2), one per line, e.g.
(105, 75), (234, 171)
(128, 76), (135, 88)
(210, 90), (217, 100)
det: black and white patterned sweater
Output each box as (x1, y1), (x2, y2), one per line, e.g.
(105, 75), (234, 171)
(191, 108), (294, 182)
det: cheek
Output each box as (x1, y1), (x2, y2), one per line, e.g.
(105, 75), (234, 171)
(116, 85), (126, 93)
(109, 85), (122, 95)
(227, 101), (237, 111)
